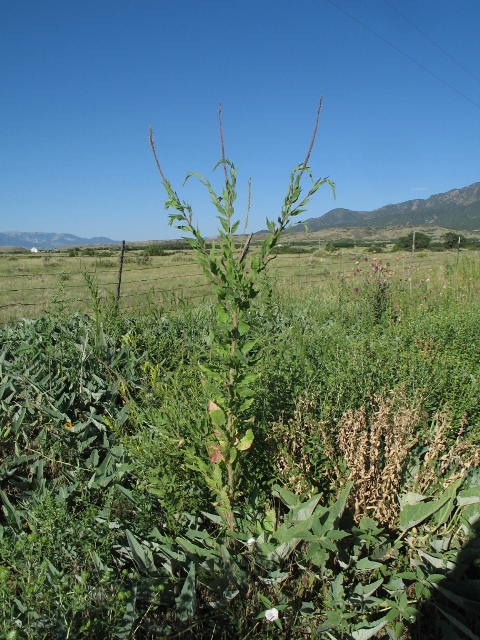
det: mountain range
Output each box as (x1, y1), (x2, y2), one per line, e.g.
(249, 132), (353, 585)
(289, 182), (480, 233)
(3, 183), (479, 248)
(0, 232), (118, 250)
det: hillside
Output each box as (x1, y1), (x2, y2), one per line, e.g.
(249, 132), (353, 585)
(289, 182), (480, 233)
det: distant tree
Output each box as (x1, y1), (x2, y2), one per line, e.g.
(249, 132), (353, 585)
(145, 244), (166, 256)
(443, 232), (464, 250)
(395, 231), (431, 250)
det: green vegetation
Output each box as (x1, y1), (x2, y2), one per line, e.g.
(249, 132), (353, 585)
(1, 111), (479, 638)
(394, 231), (431, 251)
(144, 244), (167, 257)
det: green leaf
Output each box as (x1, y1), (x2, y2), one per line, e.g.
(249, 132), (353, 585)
(274, 515), (316, 544)
(461, 502), (480, 527)
(293, 493), (323, 522)
(0, 491), (22, 532)
(209, 589), (240, 610)
(353, 578), (384, 597)
(399, 492), (428, 507)
(352, 612), (396, 640)
(457, 486), (480, 506)
(175, 562), (197, 622)
(208, 401), (226, 427)
(321, 481), (353, 532)
(271, 484), (300, 508)
(237, 429), (254, 451)
(434, 478), (463, 526)
(399, 494), (450, 531)
(237, 320), (250, 336)
(126, 530), (156, 573)
(417, 550), (456, 571)
(355, 558), (383, 571)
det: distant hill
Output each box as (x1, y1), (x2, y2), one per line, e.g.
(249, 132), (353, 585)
(288, 182), (480, 233)
(0, 232), (119, 250)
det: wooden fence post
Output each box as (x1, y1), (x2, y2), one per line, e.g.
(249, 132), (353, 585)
(116, 240), (125, 307)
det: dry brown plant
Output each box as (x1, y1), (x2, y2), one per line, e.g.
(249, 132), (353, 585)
(413, 410), (480, 494)
(336, 391), (421, 526)
(269, 397), (321, 497)
(270, 391), (479, 530)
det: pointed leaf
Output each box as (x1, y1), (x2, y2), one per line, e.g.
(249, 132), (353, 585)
(126, 530), (156, 573)
(175, 562), (197, 622)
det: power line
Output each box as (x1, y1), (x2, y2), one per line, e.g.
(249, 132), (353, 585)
(325, 0), (480, 110)
(382, 0), (480, 84)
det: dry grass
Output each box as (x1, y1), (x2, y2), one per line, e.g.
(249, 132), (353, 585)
(2, 247), (480, 324)
(413, 410), (480, 494)
(335, 392), (422, 526)
(274, 389), (480, 530)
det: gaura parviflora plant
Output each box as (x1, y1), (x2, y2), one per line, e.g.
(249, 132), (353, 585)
(149, 101), (335, 530)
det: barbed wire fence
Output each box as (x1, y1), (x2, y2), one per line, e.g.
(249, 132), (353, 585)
(0, 243), (463, 325)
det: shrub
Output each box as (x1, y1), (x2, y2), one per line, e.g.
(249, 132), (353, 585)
(145, 244), (167, 256)
(395, 231), (431, 250)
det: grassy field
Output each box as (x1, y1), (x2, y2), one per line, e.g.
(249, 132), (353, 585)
(0, 240), (476, 325)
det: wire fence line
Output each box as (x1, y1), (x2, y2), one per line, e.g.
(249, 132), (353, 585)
(0, 247), (454, 324)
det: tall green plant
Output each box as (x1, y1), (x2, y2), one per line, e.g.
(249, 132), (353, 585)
(149, 101), (335, 530)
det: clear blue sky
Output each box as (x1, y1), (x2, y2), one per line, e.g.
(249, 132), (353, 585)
(1, 1), (479, 241)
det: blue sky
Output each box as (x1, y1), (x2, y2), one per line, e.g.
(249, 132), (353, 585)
(1, 1), (479, 241)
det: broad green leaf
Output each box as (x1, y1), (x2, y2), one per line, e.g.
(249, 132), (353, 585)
(293, 493), (323, 522)
(208, 401), (226, 427)
(461, 502), (480, 527)
(258, 571), (290, 585)
(274, 515), (315, 544)
(434, 478), (463, 526)
(237, 320), (250, 336)
(457, 486), (480, 506)
(175, 562), (196, 622)
(418, 550), (456, 571)
(351, 616), (391, 640)
(272, 538), (299, 560)
(356, 557), (383, 571)
(209, 589), (239, 609)
(321, 481), (353, 532)
(176, 537), (217, 560)
(353, 578), (384, 597)
(399, 492), (427, 507)
(236, 429), (254, 451)
(241, 339), (257, 355)
(399, 494), (450, 530)
(271, 484), (300, 508)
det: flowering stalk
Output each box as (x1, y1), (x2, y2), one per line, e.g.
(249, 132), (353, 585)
(149, 101), (334, 530)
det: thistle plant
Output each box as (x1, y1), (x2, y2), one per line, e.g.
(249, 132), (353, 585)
(149, 101), (335, 530)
